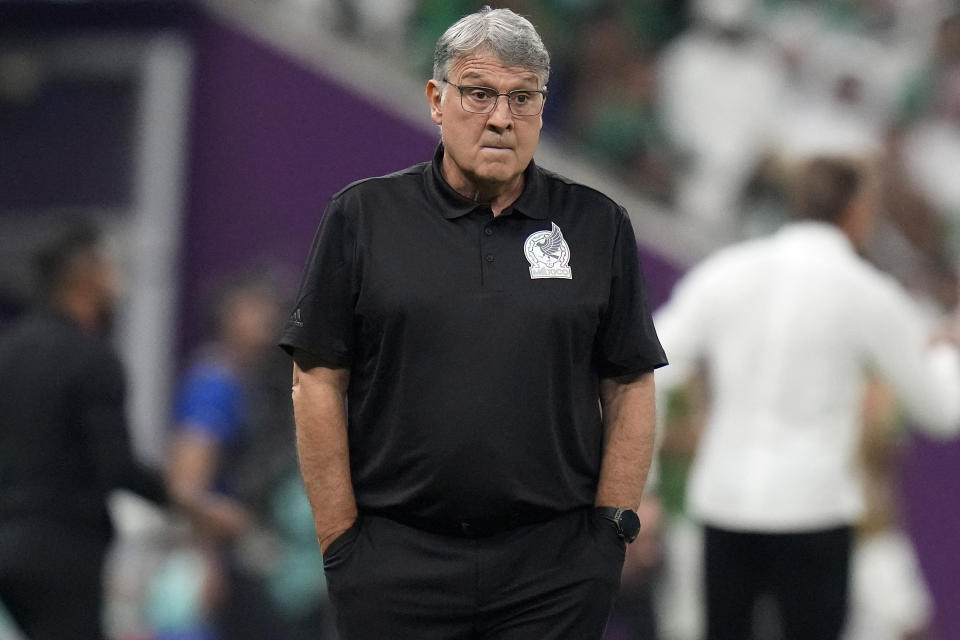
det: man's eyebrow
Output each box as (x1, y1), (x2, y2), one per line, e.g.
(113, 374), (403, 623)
(458, 72), (540, 87)
(457, 73), (494, 86)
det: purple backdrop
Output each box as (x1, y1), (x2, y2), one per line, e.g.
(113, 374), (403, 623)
(902, 436), (960, 634)
(180, 13), (438, 351)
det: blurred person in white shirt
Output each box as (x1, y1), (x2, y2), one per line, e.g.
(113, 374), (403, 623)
(654, 155), (960, 640)
(902, 67), (960, 247)
(658, 0), (785, 226)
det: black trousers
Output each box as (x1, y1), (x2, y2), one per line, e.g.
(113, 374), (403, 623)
(0, 522), (108, 640)
(322, 508), (627, 640)
(703, 524), (853, 640)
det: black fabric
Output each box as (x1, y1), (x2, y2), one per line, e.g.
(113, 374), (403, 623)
(0, 521), (107, 640)
(0, 309), (167, 528)
(215, 555), (324, 640)
(368, 504), (560, 538)
(322, 509), (625, 639)
(280, 145), (666, 524)
(0, 309), (168, 636)
(703, 524), (853, 640)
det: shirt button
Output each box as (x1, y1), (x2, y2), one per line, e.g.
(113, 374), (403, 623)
(484, 228), (493, 236)
(485, 254), (495, 263)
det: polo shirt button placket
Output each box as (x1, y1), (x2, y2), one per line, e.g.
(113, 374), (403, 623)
(480, 218), (499, 290)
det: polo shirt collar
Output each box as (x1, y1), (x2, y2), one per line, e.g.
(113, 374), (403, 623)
(426, 144), (549, 220)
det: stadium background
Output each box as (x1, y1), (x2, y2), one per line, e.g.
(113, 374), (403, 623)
(1, 0), (958, 638)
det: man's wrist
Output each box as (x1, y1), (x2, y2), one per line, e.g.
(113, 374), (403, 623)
(594, 506), (642, 543)
(317, 519), (357, 554)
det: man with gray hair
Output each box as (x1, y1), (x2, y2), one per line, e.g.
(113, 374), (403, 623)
(281, 7), (666, 638)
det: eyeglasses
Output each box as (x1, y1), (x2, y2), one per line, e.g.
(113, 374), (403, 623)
(443, 78), (547, 117)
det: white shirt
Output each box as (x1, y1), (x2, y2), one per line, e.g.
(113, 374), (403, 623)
(902, 118), (960, 224)
(658, 30), (785, 222)
(843, 531), (932, 640)
(655, 222), (960, 531)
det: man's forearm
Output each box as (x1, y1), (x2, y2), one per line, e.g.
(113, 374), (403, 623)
(292, 360), (357, 553)
(595, 372), (657, 509)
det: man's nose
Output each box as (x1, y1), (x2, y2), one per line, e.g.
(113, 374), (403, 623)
(486, 96), (514, 129)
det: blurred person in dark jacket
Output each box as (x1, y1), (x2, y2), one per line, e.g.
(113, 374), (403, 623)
(0, 223), (242, 640)
(165, 273), (323, 640)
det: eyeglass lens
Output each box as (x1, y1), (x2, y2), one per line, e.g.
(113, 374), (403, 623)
(459, 86), (544, 116)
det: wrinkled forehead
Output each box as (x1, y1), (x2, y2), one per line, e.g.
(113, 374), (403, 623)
(447, 49), (544, 87)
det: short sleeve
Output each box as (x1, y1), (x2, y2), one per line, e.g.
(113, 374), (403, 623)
(596, 209), (668, 378)
(279, 196), (357, 368)
(173, 365), (243, 443)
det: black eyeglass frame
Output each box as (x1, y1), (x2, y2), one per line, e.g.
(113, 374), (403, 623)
(442, 78), (547, 117)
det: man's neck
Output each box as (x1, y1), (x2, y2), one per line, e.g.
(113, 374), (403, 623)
(477, 181), (524, 217)
(441, 158), (524, 216)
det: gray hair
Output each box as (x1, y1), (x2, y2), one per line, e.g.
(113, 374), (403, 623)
(433, 7), (550, 86)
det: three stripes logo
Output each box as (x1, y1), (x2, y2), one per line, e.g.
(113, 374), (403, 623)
(290, 308), (304, 327)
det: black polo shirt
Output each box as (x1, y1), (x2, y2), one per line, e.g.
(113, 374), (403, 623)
(281, 145), (666, 526)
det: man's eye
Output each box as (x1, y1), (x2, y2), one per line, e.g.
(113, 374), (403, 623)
(512, 92), (533, 104)
(469, 89), (495, 101)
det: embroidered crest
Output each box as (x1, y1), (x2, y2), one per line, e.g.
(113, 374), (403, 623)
(523, 222), (573, 279)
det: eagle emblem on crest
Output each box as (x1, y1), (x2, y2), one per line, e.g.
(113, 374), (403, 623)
(523, 222), (573, 279)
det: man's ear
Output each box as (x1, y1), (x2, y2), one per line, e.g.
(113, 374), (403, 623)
(426, 80), (443, 125)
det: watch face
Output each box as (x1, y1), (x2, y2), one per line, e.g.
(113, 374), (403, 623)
(619, 509), (641, 542)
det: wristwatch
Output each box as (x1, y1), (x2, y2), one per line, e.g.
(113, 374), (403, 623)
(595, 507), (642, 543)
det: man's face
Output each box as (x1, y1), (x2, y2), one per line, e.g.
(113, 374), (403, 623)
(73, 249), (122, 332)
(427, 51), (544, 195)
(223, 289), (281, 358)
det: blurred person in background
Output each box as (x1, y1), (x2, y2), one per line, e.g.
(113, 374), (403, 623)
(0, 222), (233, 640)
(654, 156), (960, 640)
(164, 273), (327, 639)
(281, 6), (666, 639)
(649, 374), (711, 640)
(604, 494), (665, 640)
(657, 0), (785, 225)
(900, 66), (960, 251)
(842, 378), (934, 640)
(569, 7), (679, 205)
(897, 10), (960, 127)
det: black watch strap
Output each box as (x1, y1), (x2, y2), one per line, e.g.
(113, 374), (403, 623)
(595, 506), (641, 543)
